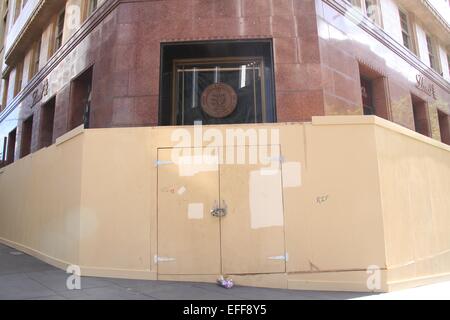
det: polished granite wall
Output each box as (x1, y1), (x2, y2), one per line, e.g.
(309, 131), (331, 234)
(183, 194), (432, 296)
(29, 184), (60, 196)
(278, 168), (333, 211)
(317, 0), (450, 138)
(0, 0), (449, 163)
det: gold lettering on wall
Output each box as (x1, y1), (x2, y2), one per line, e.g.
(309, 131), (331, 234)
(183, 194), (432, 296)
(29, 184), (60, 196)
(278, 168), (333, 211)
(31, 79), (49, 108)
(416, 74), (437, 100)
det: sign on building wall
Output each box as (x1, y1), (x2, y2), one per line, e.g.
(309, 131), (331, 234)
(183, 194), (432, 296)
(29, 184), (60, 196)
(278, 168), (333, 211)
(416, 74), (437, 100)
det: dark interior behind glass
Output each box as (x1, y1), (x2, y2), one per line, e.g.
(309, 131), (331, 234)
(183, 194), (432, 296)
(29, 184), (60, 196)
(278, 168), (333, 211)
(160, 40), (276, 126)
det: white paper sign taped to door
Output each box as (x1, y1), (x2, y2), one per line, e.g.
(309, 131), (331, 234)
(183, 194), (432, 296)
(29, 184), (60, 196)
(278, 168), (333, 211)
(188, 203), (204, 220)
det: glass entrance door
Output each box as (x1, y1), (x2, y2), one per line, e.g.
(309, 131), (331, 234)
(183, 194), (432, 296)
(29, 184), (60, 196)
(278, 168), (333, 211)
(173, 58), (266, 125)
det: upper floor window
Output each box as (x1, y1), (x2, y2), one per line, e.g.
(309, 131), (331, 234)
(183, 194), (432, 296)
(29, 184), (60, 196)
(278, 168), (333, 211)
(1, 74), (9, 110)
(426, 34), (441, 74)
(350, 0), (382, 26)
(29, 39), (41, 79)
(82, 0), (98, 23)
(13, 62), (23, 97)
(54, 9), (65, 52)
(88, 0), (98, 16)
(13, 0), (21, 22)
(398, 9), (416, 53)
(2, 1), (9, 44)
(13, 0), (27, 23)
(447, 54), (450, 78)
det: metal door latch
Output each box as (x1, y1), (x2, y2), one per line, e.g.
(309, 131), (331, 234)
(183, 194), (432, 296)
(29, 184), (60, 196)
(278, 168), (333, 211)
(211, 200), (227, 217)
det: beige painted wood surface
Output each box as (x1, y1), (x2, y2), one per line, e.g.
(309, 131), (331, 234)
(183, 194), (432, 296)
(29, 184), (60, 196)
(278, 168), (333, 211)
(220, 145), (286, 274)
(157, 148), (221, 275)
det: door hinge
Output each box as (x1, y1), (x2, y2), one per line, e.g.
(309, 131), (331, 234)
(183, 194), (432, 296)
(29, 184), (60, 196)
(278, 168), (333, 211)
(268, 253), (289, 261)
(263, 155), (285, 164)
(154, 255), (176, 263)
(155, 160), (174, 167)
(272, 155), (285, 163)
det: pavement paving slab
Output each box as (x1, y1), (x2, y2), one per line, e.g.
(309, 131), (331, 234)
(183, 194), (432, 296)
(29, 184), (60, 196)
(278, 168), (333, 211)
(2, 243), (449, 300)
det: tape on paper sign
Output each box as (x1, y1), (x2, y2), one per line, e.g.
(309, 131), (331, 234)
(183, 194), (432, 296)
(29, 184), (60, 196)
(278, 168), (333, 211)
(188, 203), (204, 220)
(282, 162), (302, 188)
(177, 186), (187, 195)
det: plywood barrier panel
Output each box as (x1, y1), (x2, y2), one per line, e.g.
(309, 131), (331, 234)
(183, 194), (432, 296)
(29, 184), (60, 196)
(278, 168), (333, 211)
(157, 147), (221, 275)
(375, 125), (450, 285)
(78, 128), (153, 272)
(284, 123), (386, 273)
(0, 132), (84, 265)
(0, 118), (448, 291)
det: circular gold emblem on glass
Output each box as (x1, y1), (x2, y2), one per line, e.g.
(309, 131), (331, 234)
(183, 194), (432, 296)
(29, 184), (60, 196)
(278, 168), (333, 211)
(201, 83), (238, 118)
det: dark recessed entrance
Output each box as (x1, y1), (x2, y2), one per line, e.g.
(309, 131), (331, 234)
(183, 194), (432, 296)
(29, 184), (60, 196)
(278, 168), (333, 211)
(411, 94), (430, 137)
(159, 40), (276, 126)
(6, 129), (17, 165)
(69, 67), (93, 130)
(20, 115), (34, 159)
(358, 64), (390, 120)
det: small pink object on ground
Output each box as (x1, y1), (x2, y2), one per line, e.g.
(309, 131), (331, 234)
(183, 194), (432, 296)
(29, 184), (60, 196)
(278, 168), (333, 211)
(217, 276), (234, 289)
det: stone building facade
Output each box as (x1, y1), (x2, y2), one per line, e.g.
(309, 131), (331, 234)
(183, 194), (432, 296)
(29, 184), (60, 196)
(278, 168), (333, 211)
(0, 0), (449, 166)
(0, 0), (449, 292)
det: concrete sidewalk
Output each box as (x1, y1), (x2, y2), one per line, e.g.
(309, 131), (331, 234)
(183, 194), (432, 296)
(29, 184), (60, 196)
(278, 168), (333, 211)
(0, 243), (376, 300)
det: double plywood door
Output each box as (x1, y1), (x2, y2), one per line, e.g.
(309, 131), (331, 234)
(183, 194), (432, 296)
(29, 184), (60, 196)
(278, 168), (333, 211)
(157, 146), (286, 276)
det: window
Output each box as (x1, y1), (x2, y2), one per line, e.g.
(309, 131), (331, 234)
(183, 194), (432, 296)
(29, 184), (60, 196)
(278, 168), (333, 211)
(14, 62), (23, 97)
(160, 40), (276, 126)
(426, 34), (440, 73)
(399, 9), (415, 53)
(54, 9), (65, 53)
(411, 94), (430, 137)
(88, 0), (98, 16)
(6, 128), (16, 165)
(29, 39), (41, 79)
(13, 0), (21, 22)
(1, 1), (9, 45)
(365, 0), (382, 25)
(13, 0), (27, 23)
(39, 97), (55, 148)
(69, 67), (93, 130)
(20, 115), (33, 158)
(350, 0), (363, 10)
(447, 54), (450, 78)
(1, 74), (9, 110)
(350, 0), (382, 26)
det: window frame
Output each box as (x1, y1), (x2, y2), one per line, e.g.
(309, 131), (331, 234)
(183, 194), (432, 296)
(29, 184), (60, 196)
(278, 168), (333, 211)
(159, 40), (277, 126)
(13, 61), (23, 97)
(82, 0), (98, 23)
(12, 0), (27, 23)
(2, 1), (9, 47)
(349, 0), (383, 27)
(425, 34), (442, 74)
(53, 9), (65, 54)
(1, 74), (10, 110)
(447, 54), (450, 78)
(398, 8), (417, 54)
(13, 0), (21, 23)
(88, 0), (98, 16)
(29, 39), (41, 80)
